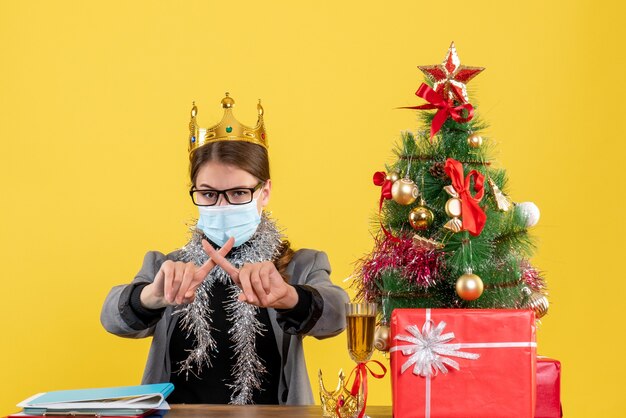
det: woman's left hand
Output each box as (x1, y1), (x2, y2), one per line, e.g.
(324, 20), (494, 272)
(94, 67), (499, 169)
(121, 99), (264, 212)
(202, 240), (299, 309)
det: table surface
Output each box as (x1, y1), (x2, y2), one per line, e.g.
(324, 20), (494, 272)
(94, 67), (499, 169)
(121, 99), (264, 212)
(164, 404), (392, 418)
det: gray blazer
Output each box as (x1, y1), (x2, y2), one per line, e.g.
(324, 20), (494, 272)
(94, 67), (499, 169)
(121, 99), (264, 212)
(100, 248), (349, 405)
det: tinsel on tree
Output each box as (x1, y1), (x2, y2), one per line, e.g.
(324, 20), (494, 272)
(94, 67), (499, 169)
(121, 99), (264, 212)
(355, 42), (548, 329)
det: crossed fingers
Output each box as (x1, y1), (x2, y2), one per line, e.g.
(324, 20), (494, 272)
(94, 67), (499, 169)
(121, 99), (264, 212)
(202, 241), (284, 307)
(163, 237), (235, 304)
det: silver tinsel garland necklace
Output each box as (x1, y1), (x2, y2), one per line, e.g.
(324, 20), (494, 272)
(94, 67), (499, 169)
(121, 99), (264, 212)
(174, 213), (283, 405)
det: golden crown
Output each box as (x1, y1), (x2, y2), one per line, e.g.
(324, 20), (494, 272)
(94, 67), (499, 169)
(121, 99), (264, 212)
(188, 92), (268, 154)
(318, 369), (360, 418)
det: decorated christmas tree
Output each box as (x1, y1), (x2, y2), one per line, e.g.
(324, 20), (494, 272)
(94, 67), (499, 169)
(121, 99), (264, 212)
(355, 42), (548, 344)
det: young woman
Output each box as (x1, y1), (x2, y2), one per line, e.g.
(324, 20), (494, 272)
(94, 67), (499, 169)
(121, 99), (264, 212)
(100, 94), (349, 405)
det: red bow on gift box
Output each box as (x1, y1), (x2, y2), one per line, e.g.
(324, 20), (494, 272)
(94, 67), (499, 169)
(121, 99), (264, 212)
(444, 158), (487, 236)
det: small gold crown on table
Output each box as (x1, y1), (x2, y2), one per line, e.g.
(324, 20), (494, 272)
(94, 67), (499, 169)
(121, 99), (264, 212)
(188, 92), (268, 154)
(319, 369), (360, 418)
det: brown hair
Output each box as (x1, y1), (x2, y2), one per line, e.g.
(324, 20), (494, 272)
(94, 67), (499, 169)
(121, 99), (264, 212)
(190, 141), (295, 281)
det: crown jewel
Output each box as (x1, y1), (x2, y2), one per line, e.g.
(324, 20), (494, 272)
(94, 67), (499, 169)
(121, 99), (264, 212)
(188, 92), (268, 154)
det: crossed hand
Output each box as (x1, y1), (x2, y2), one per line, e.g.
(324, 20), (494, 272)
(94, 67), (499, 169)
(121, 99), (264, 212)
(140, 237), (298, 310)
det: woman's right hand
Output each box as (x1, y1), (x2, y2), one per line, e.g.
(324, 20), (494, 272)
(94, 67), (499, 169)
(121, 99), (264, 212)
(140, 237), (235, 309)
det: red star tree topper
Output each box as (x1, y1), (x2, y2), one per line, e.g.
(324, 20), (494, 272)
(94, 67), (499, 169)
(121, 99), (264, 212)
(418, 41), (484, 104)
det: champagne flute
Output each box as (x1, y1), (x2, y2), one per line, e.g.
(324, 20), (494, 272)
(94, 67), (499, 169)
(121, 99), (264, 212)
(345, 302), (377, 418)
(346, 302), (377, 362)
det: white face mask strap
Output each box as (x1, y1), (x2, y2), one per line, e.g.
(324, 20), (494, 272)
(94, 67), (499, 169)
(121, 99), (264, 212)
(257, 181), (267, 202)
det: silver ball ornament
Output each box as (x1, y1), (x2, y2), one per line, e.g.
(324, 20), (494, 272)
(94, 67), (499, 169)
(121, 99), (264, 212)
(516, 202), (540, 227)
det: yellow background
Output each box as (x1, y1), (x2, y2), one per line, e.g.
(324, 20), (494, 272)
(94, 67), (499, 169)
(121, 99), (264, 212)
(1, 1), (623, 416)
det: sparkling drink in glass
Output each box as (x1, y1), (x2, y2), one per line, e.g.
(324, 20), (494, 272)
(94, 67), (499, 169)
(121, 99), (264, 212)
(345, 302), (377, 363)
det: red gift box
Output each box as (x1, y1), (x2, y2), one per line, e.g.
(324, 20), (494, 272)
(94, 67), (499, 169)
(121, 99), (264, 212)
(390, 309), (537, 418)
(535, 357), (562, 418)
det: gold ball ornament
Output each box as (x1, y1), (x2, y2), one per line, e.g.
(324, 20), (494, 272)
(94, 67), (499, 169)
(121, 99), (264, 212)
(374, 324), (391, 352)
(391, 178), (419, 205)
(445, 197), (462, 217)
(386, 171), (400, 183)
(409, 205), (434, 230)
(522, 287), (549, 319)
(456, 272), (484, 301)
(467, 133), (483, 148)
(528, 292), (549, 319)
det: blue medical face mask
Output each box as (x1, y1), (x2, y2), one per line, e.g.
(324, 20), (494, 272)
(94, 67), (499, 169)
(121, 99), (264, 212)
(197, 199), (262, 248)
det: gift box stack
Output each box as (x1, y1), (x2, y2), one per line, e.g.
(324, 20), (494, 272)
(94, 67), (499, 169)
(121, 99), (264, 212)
(389, 309), (561, 418)
(353, 43), (561, 417)
(536, 357), (562, 418)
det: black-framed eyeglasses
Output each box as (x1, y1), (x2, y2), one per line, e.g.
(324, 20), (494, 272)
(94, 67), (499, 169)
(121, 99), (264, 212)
(189, 182), (264, 206)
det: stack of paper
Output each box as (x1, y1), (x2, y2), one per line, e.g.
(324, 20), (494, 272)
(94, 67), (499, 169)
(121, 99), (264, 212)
(13, 383), (174, 417)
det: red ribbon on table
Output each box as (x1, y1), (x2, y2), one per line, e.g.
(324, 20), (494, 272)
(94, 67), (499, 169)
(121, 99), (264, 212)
(444, 158), (487, 236)
(401, 83), (475, 140)
(338, 360), (387, 418)
(372, 172), (401, 242)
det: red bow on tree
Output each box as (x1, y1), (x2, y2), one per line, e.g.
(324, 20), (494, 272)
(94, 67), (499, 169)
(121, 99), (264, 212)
(402, 83), (475, 141)
(373, 172), (401, 242)
(444, 158), (487, 236)
(373, 171), (393, 205)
